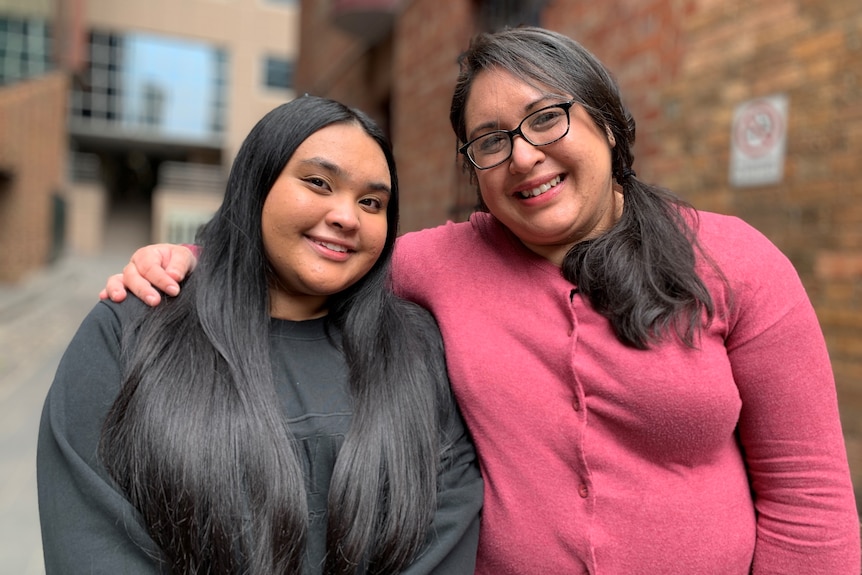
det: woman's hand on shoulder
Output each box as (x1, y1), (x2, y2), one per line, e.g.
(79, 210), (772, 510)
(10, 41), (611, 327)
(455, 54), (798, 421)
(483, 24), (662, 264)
(99, 244), (198, 306)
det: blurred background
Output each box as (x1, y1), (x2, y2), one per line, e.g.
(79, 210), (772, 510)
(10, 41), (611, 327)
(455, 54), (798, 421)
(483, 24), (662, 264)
(0, 0), (860, 571)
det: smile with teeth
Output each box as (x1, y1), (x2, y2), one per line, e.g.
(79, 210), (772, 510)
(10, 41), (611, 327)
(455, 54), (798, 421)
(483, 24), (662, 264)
(317, 240), (350, 253)
(517, 175), (562, 199)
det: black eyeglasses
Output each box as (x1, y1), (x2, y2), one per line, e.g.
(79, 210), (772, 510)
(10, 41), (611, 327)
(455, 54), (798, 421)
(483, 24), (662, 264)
(459, 100), (575, 170)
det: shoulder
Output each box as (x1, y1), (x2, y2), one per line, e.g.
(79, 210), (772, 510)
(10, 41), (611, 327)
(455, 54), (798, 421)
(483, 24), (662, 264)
(53, 296), (162, 396)
(396, 212), (506, 256)
(55, 296), (156, 377)
(693, 210), (771, 250)
(395, 218), (478, 261)
(393, 213), (511, 291)
(691, 210), (796, 277)
(693, 209), (757, 236)
(690, 210), (812, 320)
(69, 296), (149, 347)
(44, 299), (151, 456)
(392, 218), (476, 300)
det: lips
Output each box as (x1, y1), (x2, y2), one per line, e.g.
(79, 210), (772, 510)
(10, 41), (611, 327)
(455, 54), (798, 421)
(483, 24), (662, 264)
(307, 235), (356, 257)
(316, 240), (351, 253)
(516, 174), (562, 199)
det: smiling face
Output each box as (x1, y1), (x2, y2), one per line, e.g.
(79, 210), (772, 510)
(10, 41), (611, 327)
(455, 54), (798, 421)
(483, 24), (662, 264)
(261, 122), (391, 320)
(464, 68), (623, 265)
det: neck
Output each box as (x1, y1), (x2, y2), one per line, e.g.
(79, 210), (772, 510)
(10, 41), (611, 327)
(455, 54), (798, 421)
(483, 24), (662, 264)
(268, 289), (329, 321)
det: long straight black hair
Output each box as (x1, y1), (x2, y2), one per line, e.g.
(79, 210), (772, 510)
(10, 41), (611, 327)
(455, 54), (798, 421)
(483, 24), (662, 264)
(100, 96), (458, 573)
(450, 26), (718, 349)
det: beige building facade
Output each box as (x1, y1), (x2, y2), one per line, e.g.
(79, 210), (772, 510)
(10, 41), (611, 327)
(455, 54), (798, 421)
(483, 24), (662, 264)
(82, 0), (299, 161)
(0, 0), (299, 280)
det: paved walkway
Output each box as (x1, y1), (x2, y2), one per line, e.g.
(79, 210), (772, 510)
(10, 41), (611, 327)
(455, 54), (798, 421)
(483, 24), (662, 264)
(0, 213), (146, 574)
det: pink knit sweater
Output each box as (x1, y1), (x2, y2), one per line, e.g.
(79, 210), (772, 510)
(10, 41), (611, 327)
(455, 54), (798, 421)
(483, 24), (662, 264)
(392, 210), (860, 574)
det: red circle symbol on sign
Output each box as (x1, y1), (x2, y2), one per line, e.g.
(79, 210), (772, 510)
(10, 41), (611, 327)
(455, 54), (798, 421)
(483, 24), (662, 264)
(733, 100), (784, 158)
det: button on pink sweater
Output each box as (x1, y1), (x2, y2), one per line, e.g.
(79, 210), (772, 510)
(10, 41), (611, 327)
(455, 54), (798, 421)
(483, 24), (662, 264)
(392, 210), (860, 574)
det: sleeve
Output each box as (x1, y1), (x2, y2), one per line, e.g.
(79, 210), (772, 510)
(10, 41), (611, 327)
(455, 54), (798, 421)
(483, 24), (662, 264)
(401, 400), (483, 575)
(394, 302), (483, 575)
(37, 301), (165, 574)
(391, 234), (418, 302)
(722, 230), (861, 574)
(391, 227), (445, 308)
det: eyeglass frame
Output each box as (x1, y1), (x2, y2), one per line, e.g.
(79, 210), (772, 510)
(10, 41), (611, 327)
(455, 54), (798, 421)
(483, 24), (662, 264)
(458, 100), (576, 170)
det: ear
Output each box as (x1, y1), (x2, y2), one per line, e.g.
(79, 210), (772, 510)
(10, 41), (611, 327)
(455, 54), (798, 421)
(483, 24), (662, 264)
(605, 126), (616, 148)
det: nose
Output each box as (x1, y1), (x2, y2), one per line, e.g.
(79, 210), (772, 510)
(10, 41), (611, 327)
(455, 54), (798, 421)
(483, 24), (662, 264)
(325, 196), (360, 231)
(508, 135), (545, 174)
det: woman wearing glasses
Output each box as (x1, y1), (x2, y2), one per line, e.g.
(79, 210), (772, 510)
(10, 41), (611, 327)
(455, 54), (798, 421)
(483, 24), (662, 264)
(101, 27), (860, 574)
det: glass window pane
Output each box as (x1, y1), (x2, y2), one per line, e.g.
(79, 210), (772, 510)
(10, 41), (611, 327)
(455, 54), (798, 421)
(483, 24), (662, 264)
(264, 56), (293, 90)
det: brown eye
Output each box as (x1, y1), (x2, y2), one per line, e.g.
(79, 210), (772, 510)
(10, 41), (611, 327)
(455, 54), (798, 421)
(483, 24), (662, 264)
(304, 176), (331, 191)
(359, 197), (384, 212)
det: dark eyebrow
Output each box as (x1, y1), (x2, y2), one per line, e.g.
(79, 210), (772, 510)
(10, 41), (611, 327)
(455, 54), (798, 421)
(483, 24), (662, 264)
(299, 157), (391, 195)
(466, 95), (569, 142)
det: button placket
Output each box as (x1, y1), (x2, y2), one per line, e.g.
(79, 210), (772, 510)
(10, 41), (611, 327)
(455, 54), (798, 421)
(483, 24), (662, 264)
(567, 287), (591, 503)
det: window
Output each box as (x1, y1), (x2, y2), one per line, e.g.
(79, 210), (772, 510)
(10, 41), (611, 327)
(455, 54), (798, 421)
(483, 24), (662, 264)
(139, 82), (165, 126)
(263, 55), (293, 91)
(69, 30), (228, 141)
(0, 17), (53, 86)
(209, 49), (228, 134)
(69, 31), (123, 121)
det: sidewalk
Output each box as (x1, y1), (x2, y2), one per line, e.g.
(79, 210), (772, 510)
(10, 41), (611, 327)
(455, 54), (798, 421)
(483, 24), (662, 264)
(0, 223), (141, 574)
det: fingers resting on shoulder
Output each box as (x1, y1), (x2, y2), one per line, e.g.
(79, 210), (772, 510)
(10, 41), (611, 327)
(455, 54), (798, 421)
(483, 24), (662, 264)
(100, 244), (197, 307)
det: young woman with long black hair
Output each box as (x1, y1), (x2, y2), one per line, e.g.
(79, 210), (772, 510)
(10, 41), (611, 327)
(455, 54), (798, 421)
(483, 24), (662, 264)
(37, 96), (482, 574)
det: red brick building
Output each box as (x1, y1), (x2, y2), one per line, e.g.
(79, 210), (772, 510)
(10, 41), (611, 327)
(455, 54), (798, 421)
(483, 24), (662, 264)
(0, 72), (68, 282)
(298, 0), (862, 511)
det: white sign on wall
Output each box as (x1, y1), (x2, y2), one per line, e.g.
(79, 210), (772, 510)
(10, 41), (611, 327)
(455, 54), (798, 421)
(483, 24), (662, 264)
(729, 94), (789, 187)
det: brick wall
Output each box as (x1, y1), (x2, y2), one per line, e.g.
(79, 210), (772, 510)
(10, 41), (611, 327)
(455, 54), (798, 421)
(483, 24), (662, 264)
(389, 0), (475, 232)
(545, 0), (694, 184)
(0, 72), (68, 283)
(295, 3), (394, 138)
(633, 0), (862, 503)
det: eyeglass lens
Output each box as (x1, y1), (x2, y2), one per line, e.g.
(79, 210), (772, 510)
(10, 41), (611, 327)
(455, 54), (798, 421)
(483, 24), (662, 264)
(466, 104), (571, 169)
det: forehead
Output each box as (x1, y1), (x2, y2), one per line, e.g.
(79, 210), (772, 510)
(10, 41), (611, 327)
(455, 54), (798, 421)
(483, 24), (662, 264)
(464, 68), (563, 125)
(291, 123), (390, 184)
